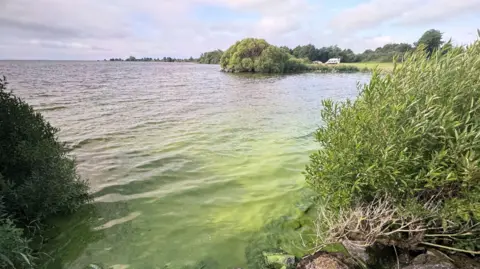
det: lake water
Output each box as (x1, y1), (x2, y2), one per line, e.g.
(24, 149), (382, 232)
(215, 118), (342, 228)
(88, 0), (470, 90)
(0, 61), (369, 269)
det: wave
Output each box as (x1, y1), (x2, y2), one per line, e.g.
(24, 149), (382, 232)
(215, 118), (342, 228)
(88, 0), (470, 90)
(36, 105), (68, 111)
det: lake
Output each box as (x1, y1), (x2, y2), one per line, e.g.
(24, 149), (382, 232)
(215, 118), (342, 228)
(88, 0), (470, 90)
(0, 61), (369, 269)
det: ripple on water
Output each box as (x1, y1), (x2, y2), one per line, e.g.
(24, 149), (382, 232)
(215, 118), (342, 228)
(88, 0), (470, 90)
(93, 212), (142, 230)
(1, 61), (370, 269)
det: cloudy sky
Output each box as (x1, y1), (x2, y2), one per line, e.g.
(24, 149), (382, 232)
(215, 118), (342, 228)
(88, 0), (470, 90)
(0, 0), (479, 60)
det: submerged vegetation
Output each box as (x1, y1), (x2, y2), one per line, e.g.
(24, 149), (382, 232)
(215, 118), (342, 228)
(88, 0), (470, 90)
(306, 38), (480, 256)
(0, 77), (90, 268)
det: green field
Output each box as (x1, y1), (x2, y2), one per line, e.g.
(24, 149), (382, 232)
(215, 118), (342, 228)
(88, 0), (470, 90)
(342, 62), (398, 72)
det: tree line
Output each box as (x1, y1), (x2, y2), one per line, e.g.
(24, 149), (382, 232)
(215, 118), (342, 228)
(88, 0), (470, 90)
(200, 29), (447, 64)
(106, 56), (196, 62)
(104, 29), (447, 65)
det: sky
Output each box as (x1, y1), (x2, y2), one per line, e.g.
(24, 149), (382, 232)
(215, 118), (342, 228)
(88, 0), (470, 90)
(0, 0), (479, 60)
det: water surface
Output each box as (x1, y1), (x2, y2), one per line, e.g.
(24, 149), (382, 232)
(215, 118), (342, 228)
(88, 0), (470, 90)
(1, 61), (369, 269)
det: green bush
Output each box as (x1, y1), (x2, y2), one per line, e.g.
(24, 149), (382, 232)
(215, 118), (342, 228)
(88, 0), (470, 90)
(0, 200), (34, 269)
(220, 38), (365, 74)
(0, 218), (33, 268)
(198, 50), (223, 64)
(255, 46), (290, 73)
(220, 38), (275, 73)
(284, 57), (311, 72)
(306, 41), (480, 224)
(220, 38), (312, 74)
(300, 64), (361, 73)
(331, 65), (360, 73)
(0, 77), (90, 223)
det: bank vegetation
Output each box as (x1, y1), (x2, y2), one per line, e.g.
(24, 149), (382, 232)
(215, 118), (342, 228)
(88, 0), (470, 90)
(306, 36), (480, 261)
(0, 77), (90, 268)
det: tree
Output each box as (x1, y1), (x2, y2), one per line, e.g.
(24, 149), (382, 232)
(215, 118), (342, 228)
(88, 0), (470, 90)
(339, 48), (357, 63)
(292, 44), (317, 61)
(255, 46), (289, 73)
(0, 77), (90, 223)
(0, 77), (90, 268)
(416, 29), (443, 55)
(279, 46), (292, 55)
(198, 50), (223, 64)
(220, 38), (271, 72)
(357, 43), (413, 62)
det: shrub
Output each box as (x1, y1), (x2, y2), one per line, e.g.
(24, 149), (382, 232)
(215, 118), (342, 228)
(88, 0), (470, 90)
(0, 77), (90, 224)
(198, 50), (223, 64)
(0, 200), (34, 269)
(285, 57), (311, 73)
(331, 65), (360, 73)
(0, 218), (33, 268)
(255, 46), (290, 73)
(221, 38), (307, 74)
(220, 38), (271, 72)
(305, 40), (480, 250)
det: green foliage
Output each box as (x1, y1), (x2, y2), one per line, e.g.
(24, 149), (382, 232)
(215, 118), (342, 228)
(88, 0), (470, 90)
(126, 56), (136, 61)
(0, 76), (90, 223)
(198, 50), (223, 64)
(292, 44), (319, 61)
(291, 45), (356, 63)
(0, 200), (34, 269)
(220, 39), (361, 74)
(255, 46), (290, 73)
(108, 57), (196, 62)
(305, 64), (361, 73)
(220, 38), (293, 73)
(358, 43), (413, 62)
(220, 38), (273, 72)
(306, 39), (480, 226)
(285, 57), (311, 72)
(219, 30), (450, 72)
(287, 43), (412, 63)
(0, 218), (34, 269)
(416, 29), (444, 55)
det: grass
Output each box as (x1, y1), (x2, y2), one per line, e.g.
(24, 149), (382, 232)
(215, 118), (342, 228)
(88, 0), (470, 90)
(341, 62), (398, 72)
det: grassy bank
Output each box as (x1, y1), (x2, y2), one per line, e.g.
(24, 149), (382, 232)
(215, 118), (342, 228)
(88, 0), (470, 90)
(341, 62), (397, 72)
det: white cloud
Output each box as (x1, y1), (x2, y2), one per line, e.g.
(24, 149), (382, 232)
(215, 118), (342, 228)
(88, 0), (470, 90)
(27, 40), (108, 51)
(397, 0), (480, 25)
(331, 0), (480, 32)
(0, 0), (317, 59)
(330, 0), (418, 32)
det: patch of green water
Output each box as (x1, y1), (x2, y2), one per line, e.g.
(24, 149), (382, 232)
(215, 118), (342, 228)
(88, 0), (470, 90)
(42, 125), (318, 269)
